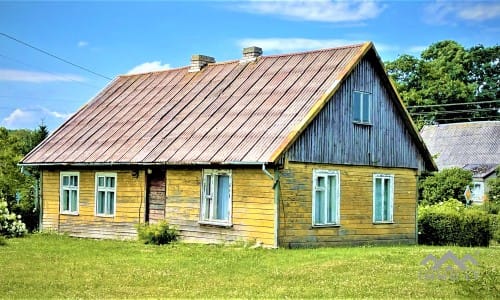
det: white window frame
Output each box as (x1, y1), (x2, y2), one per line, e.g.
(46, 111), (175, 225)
(200, 169), (232, 226)
(60, 172), (79, 215)
(95, 172), (117, 217)
(373, 174), (394, 223)
(353, 91), (371, 124)
(312, 170), (341, 226)
(471, 182), (485, 203)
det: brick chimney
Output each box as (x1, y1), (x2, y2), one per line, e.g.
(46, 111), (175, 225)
(189, 54), (215, 72)
(240, 46), (262, 63)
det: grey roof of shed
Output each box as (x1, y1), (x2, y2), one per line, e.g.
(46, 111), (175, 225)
(420, 121), (500, 170)
(21, 42), (434, 168)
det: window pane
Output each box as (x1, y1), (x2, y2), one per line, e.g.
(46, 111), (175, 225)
(353, 92), (361, 121)
(98, 177), (104, 187)
(383, 178), (390, 220)
(70, 176), (77, 187)
(63, 176), (69, 186)
(107, 192), (115, 214)
(374, 178), (383, 221)
(362, 94), (370, 122)
(315, 190), (325, 224)
(62, 190), (69, 211)
(106, 177), (115, 188)
(97, 191), (105, 214)
(205, 175), (212, 196)
(71, 190), (77, 211)
(317, 176), (325, 188)
(216, 175), (229, 220)
(327, 175), (337, 223)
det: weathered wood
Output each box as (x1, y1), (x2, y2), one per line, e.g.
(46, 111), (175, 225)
(279, 162), (417, 247)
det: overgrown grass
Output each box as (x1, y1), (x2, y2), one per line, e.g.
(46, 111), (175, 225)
(0, 233), (498, 299)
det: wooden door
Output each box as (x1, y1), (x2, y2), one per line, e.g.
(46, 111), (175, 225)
(146, 169), (166, 223)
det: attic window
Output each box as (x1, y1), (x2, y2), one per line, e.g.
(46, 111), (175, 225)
(353, 91), (371, 124)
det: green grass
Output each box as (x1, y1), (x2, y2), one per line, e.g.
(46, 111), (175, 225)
(0, 234), (498, 299)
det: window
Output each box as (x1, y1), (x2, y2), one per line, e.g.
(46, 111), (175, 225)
(373, 174), (394, 223)
(353, 91), (371, 123)
(201, 169), (232, 225)
(312, 170), (340, 226)
(95, 173), (116, 217)
(471, 182), (484, 203)
(60, 172), (79, 214)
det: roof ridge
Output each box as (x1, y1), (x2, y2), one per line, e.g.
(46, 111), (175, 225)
(118, 42), (369, 78)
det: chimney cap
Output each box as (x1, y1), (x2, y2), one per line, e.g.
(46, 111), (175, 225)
(241, 46), (263, 63)
(189, 54), (215, 72)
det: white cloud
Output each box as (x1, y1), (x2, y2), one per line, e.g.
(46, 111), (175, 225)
(425, 1), (500, 24)
(238, 0), (385, 22)
(0, 69), (85, 83)
(77, 41), (89, 48)
(127, 61), (171, 74)
(238, 38), (364, 53)
(1, 107), (72, 129)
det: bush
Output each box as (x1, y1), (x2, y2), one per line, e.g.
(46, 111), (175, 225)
(136, 221), (178, 245)
(0, 200), (27, 238)
(486, 168), (500, 204)
(419, 168), (473, 205)
(491, 214), (500, 244)
(0, 235), (7, 246)
(418, 199), (491, 247)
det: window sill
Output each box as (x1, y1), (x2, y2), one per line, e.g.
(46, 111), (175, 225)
(353, 121), (372, 126)
(60, 212), (78, 216)
(312, 224), (341, 228)
(373, 221), (394, 225)
(198, 220), (233, 228)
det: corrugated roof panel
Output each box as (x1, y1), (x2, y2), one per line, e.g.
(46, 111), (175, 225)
(23, 43), (418, 166)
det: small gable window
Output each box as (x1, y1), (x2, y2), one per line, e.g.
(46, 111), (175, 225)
(353, 91), (371, 124)
(60, 172), (79, 215)
(95, 173), (116, 217)
(373, 174), (394, 223)
(200, 169), (232, 226)
(312, 170), (340, 226)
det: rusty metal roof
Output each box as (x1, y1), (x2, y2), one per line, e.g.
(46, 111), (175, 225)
(22, 43), (375, 165)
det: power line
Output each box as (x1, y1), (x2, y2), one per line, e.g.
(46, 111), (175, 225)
(407, 99), (499, 109)
(410, 108), (498, 116)
(0, 32), (112, 81)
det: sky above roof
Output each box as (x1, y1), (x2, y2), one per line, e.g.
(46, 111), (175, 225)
(1, 1), (499, 131)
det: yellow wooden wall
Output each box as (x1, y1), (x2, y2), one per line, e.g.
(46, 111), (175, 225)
(165, 168), (276, 247)
(279, 162), (418, 247)
(41, 169), (145, 239)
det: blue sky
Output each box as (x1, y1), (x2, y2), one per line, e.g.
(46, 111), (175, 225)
(1, 0), (499, 131)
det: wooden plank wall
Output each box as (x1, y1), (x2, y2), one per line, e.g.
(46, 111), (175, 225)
(286, 55), (427, 171)
(41, 169), (145, 239)
(279, 162), (418, 248)
(165, 168), (275, 247)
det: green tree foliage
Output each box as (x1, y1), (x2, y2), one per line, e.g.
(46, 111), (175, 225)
(486, 167), (500, 205)
(419, 167), (473, 205)
(0, 124), (48, 231)
(386, 40), (499, 128)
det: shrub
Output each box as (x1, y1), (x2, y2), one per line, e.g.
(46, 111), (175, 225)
(486, 168), (500, 204)
(491, 214), (500, 244)
(0, 199), (27, 237)
(419, 168), (473, 205)
(136, 221), (178, 245)
(418, 199), (491, 247)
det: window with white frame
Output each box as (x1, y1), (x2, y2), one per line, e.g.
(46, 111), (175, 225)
(312, 170), (340, 226)
(95, 173), (116, 217)
(60, 172), (79, 214)
(201, 169), (232, 225)
(471, 182), (485, 203)
(353, 91), (371, 123)
(373, 174), (394, 223)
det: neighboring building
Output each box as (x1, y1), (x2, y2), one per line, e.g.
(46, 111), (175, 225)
(420, 121), (500, 203)
(21, 42), (436, 248)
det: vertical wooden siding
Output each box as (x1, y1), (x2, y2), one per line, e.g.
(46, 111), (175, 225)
(279, 162), (418, 247)
(165, 168), (275, 246)
(42, 169), (145, 239)
(286, 55), (426, 170)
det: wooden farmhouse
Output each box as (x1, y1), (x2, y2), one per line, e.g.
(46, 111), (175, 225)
(21, 42), (436, 248)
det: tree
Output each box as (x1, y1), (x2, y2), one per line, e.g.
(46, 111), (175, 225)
(386, 40), (499, 128)
(419, 167), (473, 205)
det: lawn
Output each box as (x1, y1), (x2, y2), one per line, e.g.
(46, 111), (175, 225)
(0, 234), (498, 299)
